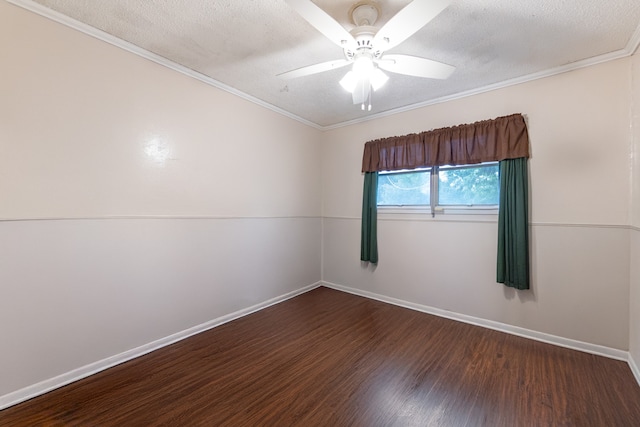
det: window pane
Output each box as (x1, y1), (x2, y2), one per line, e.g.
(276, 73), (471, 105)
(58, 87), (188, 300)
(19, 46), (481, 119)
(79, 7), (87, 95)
(377, 170), (430, 206)
(438, 164), (499, 205)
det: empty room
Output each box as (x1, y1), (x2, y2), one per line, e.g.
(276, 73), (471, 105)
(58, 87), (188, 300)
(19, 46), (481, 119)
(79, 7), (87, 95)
(2, 0), (640, 425)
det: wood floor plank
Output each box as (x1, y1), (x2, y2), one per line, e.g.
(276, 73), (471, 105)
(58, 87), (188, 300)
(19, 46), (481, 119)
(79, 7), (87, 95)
(1, 287), (639, 426)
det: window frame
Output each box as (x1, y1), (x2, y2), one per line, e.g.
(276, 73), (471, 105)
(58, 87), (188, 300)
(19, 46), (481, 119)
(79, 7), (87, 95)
(377, 162), (499, 216)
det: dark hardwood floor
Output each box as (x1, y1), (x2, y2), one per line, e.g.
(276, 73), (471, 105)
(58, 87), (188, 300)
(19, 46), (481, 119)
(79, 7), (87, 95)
(2, 286), (640, 426)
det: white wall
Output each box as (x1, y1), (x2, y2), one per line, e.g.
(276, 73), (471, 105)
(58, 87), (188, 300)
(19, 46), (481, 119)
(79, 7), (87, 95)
(322, 58), (633, 351)
(0, 2), (322, 400)
(630, 51), (640, 371)
(2, 0), (638, 407)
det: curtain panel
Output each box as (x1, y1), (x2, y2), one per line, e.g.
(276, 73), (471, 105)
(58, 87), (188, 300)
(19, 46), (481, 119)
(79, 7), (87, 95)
(362, 113), (530, 172)
(497, 158), (530, 289)
(361, 172), (378, 263)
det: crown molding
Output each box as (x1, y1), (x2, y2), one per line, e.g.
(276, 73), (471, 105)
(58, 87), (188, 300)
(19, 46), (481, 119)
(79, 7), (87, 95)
(324, 45), (640, 130)
(6, 0), (323, 130)
(7, 0), (640, 131)
(627, 20), (640, 56)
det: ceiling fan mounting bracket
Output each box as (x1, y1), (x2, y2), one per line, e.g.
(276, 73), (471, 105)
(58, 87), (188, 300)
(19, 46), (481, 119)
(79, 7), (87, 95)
(349, 1), (380, 27)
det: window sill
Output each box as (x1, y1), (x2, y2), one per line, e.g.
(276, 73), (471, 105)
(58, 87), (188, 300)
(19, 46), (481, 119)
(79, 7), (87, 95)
(377, 205), (498, 222)
(435, 205), (499, 215)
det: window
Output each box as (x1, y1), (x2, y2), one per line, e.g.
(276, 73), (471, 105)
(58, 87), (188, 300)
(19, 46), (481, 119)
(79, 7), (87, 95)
(377, 168), (431, 206)
(377, 162), (499, 214)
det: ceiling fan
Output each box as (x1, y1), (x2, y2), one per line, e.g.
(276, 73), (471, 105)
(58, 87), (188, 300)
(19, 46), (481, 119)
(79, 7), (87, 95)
(279, 0), (455, 111)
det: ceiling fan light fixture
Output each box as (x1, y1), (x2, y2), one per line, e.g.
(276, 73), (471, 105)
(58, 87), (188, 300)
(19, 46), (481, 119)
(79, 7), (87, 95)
(352, 55), (374, 77)
(370, 68), (389, 91)
(339, 70), (358, 92)
(341, 54), (387, 94)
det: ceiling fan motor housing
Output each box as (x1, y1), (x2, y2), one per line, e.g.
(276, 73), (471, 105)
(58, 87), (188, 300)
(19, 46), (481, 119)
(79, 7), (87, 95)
(344, 2), (383, 60)
(346, 26), (382, 60)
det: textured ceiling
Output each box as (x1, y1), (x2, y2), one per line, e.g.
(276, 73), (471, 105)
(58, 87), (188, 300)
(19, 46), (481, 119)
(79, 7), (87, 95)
(12, 0), (640, 128)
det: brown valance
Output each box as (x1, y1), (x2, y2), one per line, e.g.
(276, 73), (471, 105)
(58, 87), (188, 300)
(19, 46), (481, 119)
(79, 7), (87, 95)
(362, 113), (530, 172)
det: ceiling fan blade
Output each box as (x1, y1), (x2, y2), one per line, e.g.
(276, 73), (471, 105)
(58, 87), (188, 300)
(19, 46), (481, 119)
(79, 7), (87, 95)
(278, 59), (351, 79)
(377, 54), (455, 79)
(373, 0), (451, 51)
(285, 0), (356, 50)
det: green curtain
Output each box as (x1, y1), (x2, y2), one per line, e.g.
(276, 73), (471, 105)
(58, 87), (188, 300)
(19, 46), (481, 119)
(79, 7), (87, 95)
(497, 158), (529, 289)
(361, 172), (378, 263)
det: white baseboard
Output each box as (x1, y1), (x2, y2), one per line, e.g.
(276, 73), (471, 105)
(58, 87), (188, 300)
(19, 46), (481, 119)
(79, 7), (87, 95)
(629, 353), (640, 386)
(3, 280), (636, 411)
(0, 282), (322, 411)
(322, 281), (629, 362)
